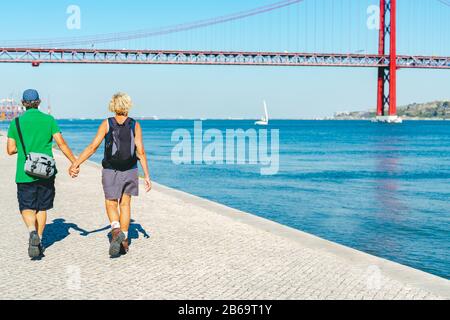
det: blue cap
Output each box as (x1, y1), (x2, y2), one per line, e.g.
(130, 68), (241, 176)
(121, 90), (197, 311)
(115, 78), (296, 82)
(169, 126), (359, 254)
(22, 89), (40, 102)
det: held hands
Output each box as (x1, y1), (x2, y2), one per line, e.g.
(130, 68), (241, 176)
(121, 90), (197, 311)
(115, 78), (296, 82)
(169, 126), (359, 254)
(69, 163), (80, 178)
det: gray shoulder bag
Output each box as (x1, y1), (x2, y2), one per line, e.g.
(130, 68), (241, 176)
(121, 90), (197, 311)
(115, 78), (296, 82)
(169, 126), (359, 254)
(15, 118), (56, 179)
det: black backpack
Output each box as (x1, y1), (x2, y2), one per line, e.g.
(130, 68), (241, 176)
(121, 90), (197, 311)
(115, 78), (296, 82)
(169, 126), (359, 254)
(102, 117), (138, 171)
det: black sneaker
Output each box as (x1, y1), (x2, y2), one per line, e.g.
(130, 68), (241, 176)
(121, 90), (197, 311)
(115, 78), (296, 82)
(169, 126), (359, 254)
(38, 243), (46, 256)
(28, 231), (41, 259)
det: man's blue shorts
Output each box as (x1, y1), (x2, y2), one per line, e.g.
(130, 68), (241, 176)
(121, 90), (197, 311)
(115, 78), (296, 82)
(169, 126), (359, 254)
(17, 178), (56, 212)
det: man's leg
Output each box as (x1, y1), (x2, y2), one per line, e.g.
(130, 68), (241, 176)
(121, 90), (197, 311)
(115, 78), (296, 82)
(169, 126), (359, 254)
(36, 211), (47, 239)
(21, 210), (41, 258)
(18, 182), (41, 258)
(22, 210), (37, 232)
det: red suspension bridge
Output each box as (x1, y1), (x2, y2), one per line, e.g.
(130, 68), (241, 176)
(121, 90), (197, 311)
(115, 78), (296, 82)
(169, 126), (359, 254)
(1, 0), (449, 121)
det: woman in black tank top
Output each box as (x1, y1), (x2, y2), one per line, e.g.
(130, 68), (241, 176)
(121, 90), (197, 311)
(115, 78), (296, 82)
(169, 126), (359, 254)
(69, 93), (152, 257)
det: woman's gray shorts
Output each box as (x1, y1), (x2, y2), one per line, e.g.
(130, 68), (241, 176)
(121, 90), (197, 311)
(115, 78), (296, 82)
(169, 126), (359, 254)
(102, 168), (139, 200)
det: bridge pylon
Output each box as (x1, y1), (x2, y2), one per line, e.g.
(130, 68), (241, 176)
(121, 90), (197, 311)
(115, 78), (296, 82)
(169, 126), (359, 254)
(376, 0), (401, 123)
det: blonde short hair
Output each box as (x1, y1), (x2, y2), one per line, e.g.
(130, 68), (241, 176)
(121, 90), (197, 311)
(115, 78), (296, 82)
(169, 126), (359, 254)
(108, 92), (132, 116)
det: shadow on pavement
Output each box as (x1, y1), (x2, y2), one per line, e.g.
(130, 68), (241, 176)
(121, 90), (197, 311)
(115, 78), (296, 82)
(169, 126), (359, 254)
(42, 218), (89, 248)
(85, 219), (151, 244)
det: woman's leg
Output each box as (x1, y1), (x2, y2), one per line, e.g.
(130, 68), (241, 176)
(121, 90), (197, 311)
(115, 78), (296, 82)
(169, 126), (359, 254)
(119, 194), (131, 238)
(106, 199), (125, 257)
(105, 199), (120, 224)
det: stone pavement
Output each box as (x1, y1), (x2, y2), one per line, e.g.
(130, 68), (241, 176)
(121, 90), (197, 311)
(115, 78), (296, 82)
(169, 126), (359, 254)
(0, 134), (448, 300)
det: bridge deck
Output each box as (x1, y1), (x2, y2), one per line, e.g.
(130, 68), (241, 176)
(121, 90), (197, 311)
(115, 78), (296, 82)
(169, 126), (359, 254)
(0, 48), (449, 69)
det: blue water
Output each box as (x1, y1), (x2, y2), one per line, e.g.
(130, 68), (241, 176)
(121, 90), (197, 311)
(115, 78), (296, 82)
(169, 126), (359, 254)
(1, 120), (449, 279)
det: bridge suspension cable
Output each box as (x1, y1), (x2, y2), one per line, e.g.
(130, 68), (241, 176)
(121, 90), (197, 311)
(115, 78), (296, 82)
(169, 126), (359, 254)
(2, 0), (447, 55)
(437, 0), (450, 7)
(0, 0), (304, 48)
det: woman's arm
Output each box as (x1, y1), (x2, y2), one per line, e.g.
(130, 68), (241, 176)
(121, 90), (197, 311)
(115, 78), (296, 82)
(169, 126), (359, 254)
(69, 120), (108, 176)
(135, 122), (152, 192)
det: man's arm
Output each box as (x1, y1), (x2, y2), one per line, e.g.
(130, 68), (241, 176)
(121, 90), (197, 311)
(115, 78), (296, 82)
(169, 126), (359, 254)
(135, 122), (152, 192)
(6, 138), (17, 156)
(53, 133), (77, 164)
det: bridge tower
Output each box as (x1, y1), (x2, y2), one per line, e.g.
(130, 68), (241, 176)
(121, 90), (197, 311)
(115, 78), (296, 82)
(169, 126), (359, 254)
(376, 0), (400, 123)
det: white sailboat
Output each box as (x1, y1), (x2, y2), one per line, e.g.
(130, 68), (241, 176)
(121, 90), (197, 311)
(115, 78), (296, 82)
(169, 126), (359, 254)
(255, 100), (269, 126)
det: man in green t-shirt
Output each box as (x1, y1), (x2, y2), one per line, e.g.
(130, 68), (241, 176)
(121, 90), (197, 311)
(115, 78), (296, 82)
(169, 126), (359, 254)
(7, 89), (79, 259)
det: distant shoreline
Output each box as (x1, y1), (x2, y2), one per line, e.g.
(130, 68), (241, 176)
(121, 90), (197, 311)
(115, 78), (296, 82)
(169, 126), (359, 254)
(334, 100), (450, 121)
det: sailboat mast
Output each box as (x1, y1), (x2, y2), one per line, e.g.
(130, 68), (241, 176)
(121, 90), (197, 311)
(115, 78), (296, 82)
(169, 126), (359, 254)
(263, 100), (269, 121)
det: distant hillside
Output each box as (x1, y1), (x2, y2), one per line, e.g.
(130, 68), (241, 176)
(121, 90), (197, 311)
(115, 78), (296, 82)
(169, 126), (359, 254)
(334, 101), (450, 120)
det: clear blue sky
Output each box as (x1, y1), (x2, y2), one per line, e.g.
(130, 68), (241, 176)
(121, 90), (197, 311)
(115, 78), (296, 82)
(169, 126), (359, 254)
(0, 0), (449, 119)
